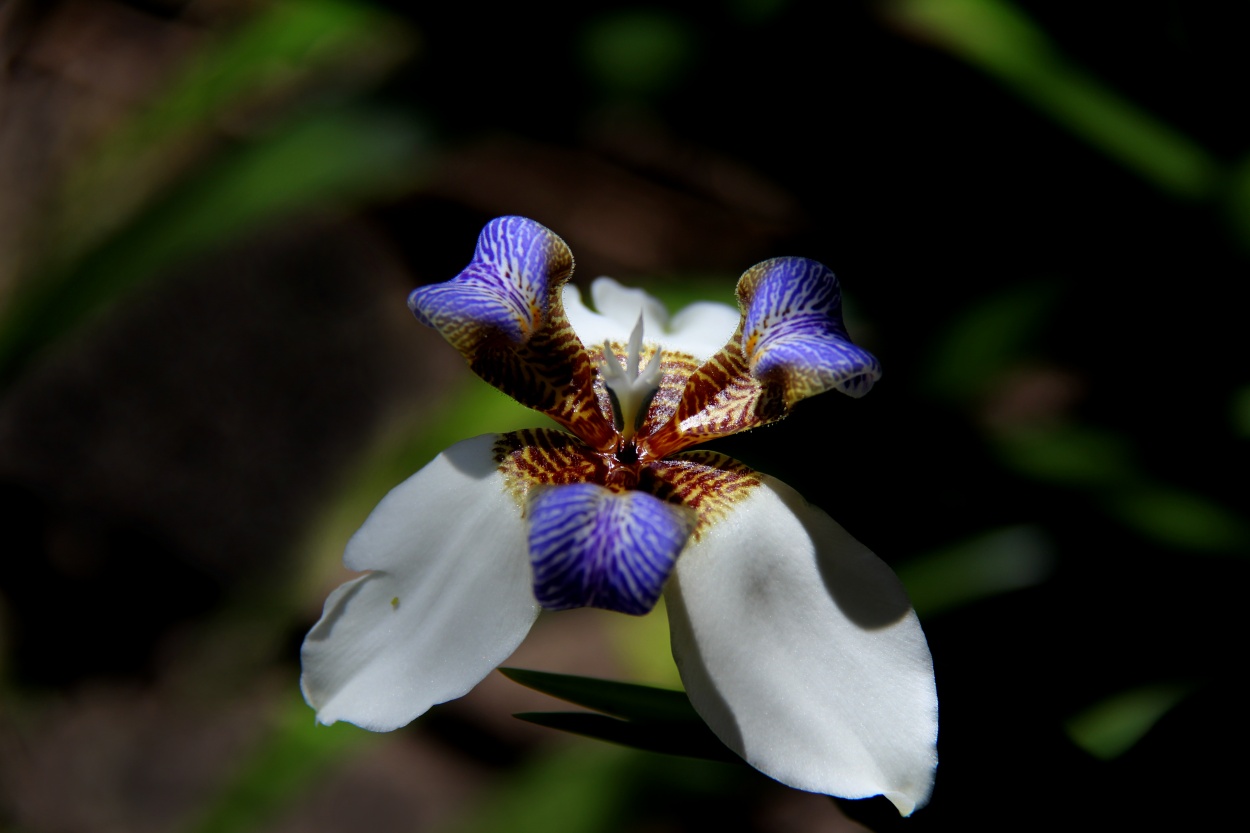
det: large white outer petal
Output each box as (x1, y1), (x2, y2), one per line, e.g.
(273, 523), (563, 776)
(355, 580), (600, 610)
(563, 277), (739, 365)
(666, 477), (937, 815)
(300, 434), (539, 731)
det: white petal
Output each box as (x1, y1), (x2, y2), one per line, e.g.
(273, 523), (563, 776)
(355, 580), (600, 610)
(590, 277), (673, 334)
(665, 298), (742, 363)
(563, 278), (739, 365)
(300, 434), (539, 731)
(665, 477), (937, 815)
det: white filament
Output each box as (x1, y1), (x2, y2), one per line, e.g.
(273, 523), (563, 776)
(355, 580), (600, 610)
(601, 315), (663, 442)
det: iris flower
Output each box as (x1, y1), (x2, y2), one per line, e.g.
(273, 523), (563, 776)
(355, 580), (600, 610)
(301, 216), (937, 815)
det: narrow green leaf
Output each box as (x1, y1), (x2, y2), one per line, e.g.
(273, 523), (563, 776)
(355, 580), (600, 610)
(62, 0), (412, 240)
(515, 712), (740, 764)
(133, 0), (403, 134)
(91, 107), (422, 281)
(499, 668), (700, 723)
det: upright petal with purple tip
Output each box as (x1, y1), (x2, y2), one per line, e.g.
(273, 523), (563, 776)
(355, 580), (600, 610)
(643, 257), (881, 459)
(408, 216), (616, 451)
(738, 257), (882, 403)
(409, 215), (569, 350)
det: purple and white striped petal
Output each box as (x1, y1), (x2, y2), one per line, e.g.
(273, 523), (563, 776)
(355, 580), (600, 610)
(409, 216), (572, 352)
(527, 483), (696, 615)
(738, 257), (881, 403)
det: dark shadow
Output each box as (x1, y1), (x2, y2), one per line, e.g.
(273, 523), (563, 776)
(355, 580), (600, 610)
(662, 579), (747, 761)
(443, 434), (518, 480)
(301, 572), (375, 644)
(779, 485), (914, 630)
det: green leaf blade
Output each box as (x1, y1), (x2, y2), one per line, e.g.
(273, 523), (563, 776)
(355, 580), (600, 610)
(500, 667), (700, 723)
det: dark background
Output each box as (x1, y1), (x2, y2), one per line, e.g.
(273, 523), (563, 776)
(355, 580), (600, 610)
(1, 1), (1245, 830)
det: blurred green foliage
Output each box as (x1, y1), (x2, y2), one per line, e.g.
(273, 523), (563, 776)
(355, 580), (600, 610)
(1233, 385), (1250, 437)
(0, 0), (420, 384)
(451, 745), (634, 833)
(1065, 683), (1194, 760)
(997, 426), (1249, 552)
(896, 525), (1053, 618)
(581, 10), (694, 98)
(923, 281), (1059, 402)
(186, 694), (368, 833)
(887, 0), (1221, 199)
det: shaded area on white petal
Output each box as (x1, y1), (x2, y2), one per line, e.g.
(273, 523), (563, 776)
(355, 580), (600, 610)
(666, 476), (937, 815)
(666, 299), (742, 363)
(301, 434), (539, 731)
(591, 278), (672, 338)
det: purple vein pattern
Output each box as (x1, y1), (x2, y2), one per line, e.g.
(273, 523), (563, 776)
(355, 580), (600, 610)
(527, 483), (697, 615)
(408, 215), (564, 347)
(740, 257), (882, 401)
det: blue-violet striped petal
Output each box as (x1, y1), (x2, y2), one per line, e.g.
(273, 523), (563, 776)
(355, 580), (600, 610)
(408, 216), (570, 348)
(738, 257), (881, 402)
(527, 483), (696, 616)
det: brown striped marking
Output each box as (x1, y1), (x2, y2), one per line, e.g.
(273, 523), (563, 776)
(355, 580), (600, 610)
(495, 428), (762, 536)
(643, 452), (762, 537)
(640, 338), (787, 460)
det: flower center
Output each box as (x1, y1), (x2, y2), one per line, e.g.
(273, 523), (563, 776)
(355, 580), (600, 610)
(601, 315), (663, 444)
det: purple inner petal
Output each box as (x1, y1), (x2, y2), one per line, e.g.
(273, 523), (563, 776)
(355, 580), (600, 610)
(527, 483), (695, 616)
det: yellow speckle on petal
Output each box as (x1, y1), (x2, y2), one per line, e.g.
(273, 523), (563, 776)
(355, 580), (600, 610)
(391, 596), (400, 609)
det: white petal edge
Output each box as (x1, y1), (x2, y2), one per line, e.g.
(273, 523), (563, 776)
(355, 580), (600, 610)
(300, 434), (539, 731)
(665, 476), (937, 815)
(562, 278), (739, 365)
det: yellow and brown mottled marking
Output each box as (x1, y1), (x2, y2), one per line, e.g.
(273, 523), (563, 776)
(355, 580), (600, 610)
(494, 428), (609, 508)
(472, 306), (618, 453)
(495, 427), (761, 536)
(643, 451), (762, 537)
